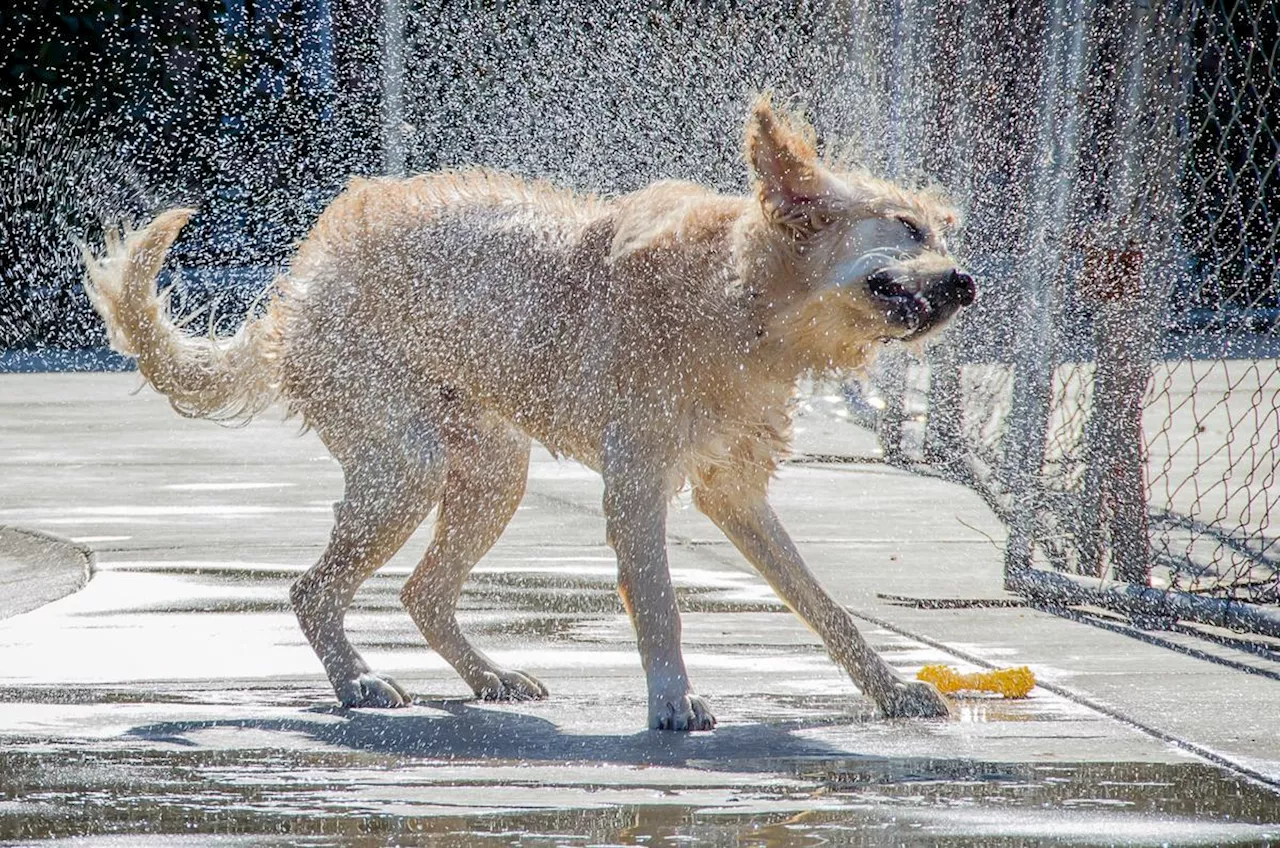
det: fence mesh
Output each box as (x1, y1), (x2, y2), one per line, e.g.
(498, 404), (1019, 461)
(1142, 1), (1280, 604)
(862, 0), (1280, 620)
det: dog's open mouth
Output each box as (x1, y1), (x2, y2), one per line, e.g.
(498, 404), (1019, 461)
(867, 272), (932, 336)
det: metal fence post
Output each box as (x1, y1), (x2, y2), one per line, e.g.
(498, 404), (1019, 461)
(920, 0), (966, 468)
(1075, 0), (1140, 579)
(381, 0), (407, 176)
(1081, 244), (1152, 583)
(1001, 0), (1084, 581)
(876, 351), (909, 464)
(1077, 0), (1187, 585)
(923, 342), (964, 466)
(1001, 313), (1055, 579)
(875, 0), (913, 464)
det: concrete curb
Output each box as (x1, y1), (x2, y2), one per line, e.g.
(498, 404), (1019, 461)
(0, 526), (95, 620)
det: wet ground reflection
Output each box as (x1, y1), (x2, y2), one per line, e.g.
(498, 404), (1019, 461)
(4, 543), (1279, 845)
(1, 749), (1277, 845)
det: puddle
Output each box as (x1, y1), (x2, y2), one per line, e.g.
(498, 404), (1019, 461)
(5, 554), (1280, 845)
(0, 749), (1276, 845)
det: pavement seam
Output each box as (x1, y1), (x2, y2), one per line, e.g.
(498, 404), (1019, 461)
(845, 605), (1280, 793)
(1041, 602), (1280, 682)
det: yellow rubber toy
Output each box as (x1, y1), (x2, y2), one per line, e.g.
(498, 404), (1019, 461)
(917, 665), (1036, 699)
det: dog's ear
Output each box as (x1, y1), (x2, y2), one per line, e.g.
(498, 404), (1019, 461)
(746, 96), (836, 240)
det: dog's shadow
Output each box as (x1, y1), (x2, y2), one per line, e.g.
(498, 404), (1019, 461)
(124, 695), (873, 771)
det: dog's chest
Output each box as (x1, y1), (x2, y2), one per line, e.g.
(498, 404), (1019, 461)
(682, 387), (794, 477)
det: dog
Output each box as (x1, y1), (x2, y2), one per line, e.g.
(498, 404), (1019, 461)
(83, 97), (975, 731)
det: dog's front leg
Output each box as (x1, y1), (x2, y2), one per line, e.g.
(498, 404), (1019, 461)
(695, 486), (952, 719)
(602, 439), (715, 731)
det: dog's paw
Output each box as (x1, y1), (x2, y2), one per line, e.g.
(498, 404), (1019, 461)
(879, 679), (954, 719)
(336, 672), (412, 708)
(650, 692), (716, 731)
(476, 669), (549, 701)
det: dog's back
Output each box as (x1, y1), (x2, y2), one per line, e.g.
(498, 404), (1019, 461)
(278, 170), (756, 465)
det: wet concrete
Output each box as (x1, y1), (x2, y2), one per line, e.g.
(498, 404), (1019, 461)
(1, 373), (1279, 845)
(3, 748), (1278, 845)
(0, 527), (92, 620)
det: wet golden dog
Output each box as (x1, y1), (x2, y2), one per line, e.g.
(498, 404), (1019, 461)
(84, 98), (975, 730)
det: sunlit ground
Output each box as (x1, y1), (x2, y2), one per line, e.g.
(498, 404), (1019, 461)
(1, 374), (1278, 846)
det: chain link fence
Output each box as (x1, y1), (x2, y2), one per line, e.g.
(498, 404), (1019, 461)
(402, 0), (1278, 631)
(863, 0), (1280, 636)
(1146, 0), (1280, 608)
(10, 0), (1276, 631)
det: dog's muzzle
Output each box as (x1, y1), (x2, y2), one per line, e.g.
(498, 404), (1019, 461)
(937, 269), (977, 308)
(869, 269), (977, 340)
(866, 271), (931, 333)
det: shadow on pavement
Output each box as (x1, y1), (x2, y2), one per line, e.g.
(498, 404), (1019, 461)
(123, 696), (858, 768)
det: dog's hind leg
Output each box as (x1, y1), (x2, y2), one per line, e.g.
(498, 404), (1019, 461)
(694, 480), (953, 719)
(291, 418), (446, 709)
(400, 418), (546, 701)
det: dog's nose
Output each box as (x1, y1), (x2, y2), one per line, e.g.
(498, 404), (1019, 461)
(948, 270), (977, 307)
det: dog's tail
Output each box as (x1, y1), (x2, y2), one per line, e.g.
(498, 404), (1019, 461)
(82, 209), (284, 422)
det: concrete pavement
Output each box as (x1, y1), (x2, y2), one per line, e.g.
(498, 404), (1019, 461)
(1, 372), (1279, 845)
(0, 526), (91, 620)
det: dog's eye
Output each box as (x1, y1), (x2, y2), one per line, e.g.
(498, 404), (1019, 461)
(899, 218), (926, 243)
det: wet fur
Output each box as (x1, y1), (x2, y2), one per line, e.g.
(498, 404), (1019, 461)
(83, 98), (970, 729)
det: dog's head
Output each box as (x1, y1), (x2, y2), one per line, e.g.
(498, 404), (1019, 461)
(745, 97), (975, 356)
